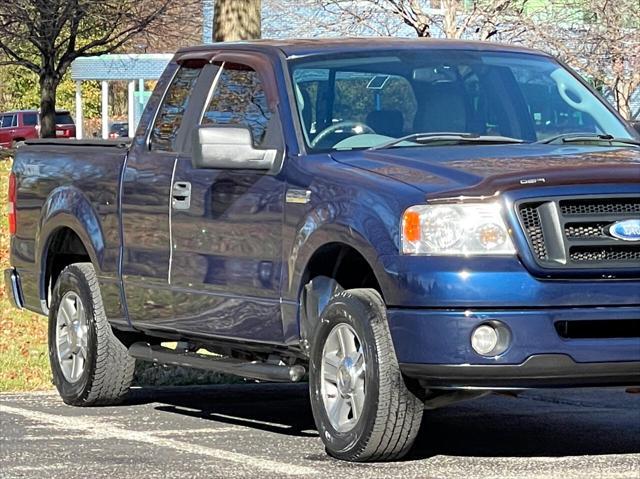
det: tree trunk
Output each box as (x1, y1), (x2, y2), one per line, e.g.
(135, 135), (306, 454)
(214, 0), (261, 42)
(442, 0), (461, 39)
(39, 73), (60, 138)
(613, 79), (634, 121)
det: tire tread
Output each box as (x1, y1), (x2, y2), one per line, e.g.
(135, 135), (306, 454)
(319, 288), (423, 462)
(53, 263), (135, 406)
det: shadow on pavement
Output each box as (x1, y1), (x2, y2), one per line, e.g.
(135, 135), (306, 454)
(129, 382), (317, 438)
(126, 383), (640, 459)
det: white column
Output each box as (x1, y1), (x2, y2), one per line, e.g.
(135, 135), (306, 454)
(127, 80), (136, 137)
(101, 80), (109, 140)
(75, 81), (83, 140)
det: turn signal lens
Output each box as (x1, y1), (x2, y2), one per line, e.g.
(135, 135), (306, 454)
(402, 210), (421, 243)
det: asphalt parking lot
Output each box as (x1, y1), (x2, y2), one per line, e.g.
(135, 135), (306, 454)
(1, 384), (639, 478)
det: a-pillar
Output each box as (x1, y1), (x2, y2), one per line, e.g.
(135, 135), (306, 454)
(101, 80), (109, 139)
(127, 80), (136, 137)
(75, 81), (83, 140)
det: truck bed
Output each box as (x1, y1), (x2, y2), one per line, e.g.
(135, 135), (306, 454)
(11, 139), (130, 314)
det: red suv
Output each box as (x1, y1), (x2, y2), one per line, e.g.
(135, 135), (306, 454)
(0, 110), (76, 149)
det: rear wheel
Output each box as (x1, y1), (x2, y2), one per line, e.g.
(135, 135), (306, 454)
(309, 288), (423, 461)
(48, 263), (135, 406)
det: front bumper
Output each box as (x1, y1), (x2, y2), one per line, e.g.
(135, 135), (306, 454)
(401, 355), (640, 389)
(388, 306), (640, 389)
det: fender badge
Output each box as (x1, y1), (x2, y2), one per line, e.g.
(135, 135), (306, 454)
(519, 177), (546, 185)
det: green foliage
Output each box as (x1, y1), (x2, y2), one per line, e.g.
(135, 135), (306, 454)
(0, 67), (101, 117)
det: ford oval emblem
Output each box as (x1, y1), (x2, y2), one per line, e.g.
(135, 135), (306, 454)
(608, 219), (640, 242)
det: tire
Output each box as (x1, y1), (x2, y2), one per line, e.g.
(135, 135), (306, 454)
(48, 263), (135, 406)
(309, 288), (423, 461)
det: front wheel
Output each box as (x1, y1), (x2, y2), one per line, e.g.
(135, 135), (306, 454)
(309, 288), (423, 461)
(48, 263), (135, 406)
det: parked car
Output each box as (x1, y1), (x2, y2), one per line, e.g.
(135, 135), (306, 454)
(6, 38), (640, 462)
(630, 120), (640, 134)
(0, 110), (76, 148)
(109, 122), (129, 139)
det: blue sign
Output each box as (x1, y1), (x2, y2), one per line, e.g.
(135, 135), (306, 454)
(608, 219), (640, 242)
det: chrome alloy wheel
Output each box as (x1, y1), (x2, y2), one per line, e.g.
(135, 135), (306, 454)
(320, 323), (366, 433)
(55, 291), (89, 383)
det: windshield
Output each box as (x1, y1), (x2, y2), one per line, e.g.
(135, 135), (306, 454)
(289, 49), (634, 152)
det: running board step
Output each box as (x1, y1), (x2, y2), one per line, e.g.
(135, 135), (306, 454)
(128, 342), (306, 383)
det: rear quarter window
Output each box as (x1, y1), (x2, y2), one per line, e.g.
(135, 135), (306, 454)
(23, 113), (38, 126)
(150, 66), (201, 152)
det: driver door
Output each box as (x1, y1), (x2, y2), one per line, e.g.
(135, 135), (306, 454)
(169, 57), (286, 342)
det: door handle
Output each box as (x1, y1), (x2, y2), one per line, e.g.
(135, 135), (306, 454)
(172, 181), (191, 210)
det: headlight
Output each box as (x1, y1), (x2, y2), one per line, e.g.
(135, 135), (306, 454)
(401, 202), (516, 255)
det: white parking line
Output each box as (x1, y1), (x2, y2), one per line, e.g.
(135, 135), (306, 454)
(0, 404), (317, 476)
(152, 426), (242, 436)
(19, 435), (82, 441)
(5, 465), (68, 472)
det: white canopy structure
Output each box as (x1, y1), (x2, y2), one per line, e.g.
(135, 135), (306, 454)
(70, 53), (173, 139)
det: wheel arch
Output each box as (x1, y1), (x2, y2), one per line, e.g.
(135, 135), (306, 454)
(37, 186), (105, 309)
(296, 239), (387, 355)
(300, 242), (384, 298)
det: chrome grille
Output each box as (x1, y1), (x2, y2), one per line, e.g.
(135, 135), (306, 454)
(564, 223), (608, 239)
(570, 245), (640, 262)
(559, 198), (640, 216)
(517, 195), (640, 272)
(518, 203), (548, 260)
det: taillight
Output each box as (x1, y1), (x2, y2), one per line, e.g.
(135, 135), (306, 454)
(8, 172), (16, 235)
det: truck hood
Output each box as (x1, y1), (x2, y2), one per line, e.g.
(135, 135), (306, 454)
(331, 144), (640, 197)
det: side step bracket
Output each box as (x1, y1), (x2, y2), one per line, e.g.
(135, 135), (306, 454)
(128, 342), (306, 383)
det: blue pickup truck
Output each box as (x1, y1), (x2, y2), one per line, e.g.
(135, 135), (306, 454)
(6, 38), (640, 461)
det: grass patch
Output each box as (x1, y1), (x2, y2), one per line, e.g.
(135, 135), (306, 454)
(0, 159), (52, 391)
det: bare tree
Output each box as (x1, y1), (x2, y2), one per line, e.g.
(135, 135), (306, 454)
(307, 0), (529, 40)
(0, 0), (197, 138)
(214, 0), (262, 41)
(526, 0), (640, 120)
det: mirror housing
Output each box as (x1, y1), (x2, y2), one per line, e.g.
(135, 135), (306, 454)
(192, 126), (277, 171)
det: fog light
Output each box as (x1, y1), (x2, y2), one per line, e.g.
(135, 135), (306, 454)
(471, 325), (498, 355)
(471, 322), (510, 357)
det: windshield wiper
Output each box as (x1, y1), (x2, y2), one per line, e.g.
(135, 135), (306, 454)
(536, 133), (640, 147)
(369, 132), (525, 150)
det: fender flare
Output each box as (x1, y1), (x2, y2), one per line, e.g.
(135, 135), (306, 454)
(36, 186), (105, 301)
(286, 219), (391, 303)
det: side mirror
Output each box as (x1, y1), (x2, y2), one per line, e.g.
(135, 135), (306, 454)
(192, 126), (277, 170)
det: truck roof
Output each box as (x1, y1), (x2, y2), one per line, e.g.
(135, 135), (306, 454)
(176, 37), (549, 59)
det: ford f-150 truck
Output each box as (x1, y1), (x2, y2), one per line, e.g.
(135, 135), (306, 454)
(6, 38), (640, 462)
